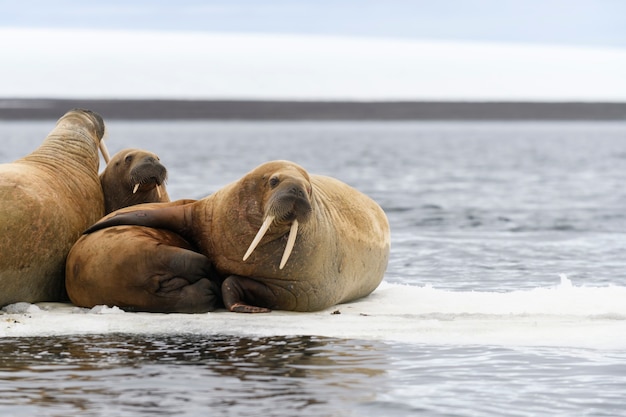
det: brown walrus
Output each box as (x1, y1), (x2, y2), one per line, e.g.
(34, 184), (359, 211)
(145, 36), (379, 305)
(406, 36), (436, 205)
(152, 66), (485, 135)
(0, 109), (110, 307)
(66, 202), (221, 313)
(100, 148), (170, 214)
(66, 149), (220, 313)
(84, 160), (391, 313)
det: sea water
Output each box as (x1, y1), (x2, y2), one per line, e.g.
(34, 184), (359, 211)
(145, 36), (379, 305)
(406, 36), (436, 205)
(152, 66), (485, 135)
(1, 120), (626, 416)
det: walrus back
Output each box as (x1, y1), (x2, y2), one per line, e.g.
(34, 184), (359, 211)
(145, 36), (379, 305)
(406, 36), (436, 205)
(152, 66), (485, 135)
(0, 164), (102, 304)
(0, 167), (55, 303)
(0, 109), (105, 306)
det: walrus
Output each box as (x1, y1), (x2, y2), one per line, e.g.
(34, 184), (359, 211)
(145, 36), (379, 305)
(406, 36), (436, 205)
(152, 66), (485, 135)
(66, 148), (220, 313)
(0, 109), (110, 307)
(84, 160), (391, 313)
(66, 201), (222, 313)
(100, 148), (170, 214)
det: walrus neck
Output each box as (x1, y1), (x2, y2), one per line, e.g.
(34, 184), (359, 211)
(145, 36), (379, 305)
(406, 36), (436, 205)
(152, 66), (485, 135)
(187, 201), (212, 252)
(22, 130), (100, 178)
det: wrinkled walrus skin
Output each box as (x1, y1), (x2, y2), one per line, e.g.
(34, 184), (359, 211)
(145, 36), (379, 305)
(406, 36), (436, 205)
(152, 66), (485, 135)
(85, 160), (391, 313)
(0, 109), (108, 307)
(66, 148), (220, 313)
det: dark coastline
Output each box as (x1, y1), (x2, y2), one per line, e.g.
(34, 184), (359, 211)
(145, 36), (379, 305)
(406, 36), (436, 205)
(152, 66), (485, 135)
(1, 98), (625, 121)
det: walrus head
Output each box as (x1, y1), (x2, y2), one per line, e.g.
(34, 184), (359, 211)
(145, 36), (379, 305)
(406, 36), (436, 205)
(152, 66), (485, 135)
(243, 161), (313, 269)
(59, 108), (111, 163)
(100, 148), (169, 214)
(37, 109), (111, 167)
(127, 152), (168, 197)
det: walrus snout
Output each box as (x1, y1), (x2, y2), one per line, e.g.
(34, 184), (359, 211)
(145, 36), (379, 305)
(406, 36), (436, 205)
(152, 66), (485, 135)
(266, 183), (312, 224)
(130, 160), (168, 190)
(287, 185), (307, 199)
(243, 182), (312, 269)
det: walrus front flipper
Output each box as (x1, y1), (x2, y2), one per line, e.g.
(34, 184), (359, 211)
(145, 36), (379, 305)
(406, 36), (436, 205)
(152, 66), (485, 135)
(84, 204), (190, 234)
(221, 275), (273, 313)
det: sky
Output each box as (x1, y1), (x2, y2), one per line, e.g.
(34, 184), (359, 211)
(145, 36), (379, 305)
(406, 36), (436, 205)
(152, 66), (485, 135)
(1, 0), (625, 101)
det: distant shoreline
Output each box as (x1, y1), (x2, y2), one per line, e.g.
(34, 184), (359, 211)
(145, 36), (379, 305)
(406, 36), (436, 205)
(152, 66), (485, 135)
(1, 99), (625, 121)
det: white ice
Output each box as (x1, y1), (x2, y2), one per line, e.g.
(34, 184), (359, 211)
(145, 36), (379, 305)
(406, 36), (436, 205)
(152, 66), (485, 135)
(2, 276), (626, 350)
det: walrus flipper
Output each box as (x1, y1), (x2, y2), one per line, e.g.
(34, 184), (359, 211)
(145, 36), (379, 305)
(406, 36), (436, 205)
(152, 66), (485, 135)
(221, 275), (273, 313)
(155, 246), (222, 313)
(84, 204), (189, 234)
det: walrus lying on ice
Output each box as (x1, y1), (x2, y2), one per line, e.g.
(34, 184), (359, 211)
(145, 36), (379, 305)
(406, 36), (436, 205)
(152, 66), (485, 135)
(0, 109), (110, 307)
(66, 150), (220, 313)
(84, 160), (390, 313)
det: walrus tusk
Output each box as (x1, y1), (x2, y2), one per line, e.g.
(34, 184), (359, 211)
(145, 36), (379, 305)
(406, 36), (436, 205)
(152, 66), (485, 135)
(99, 141), (111, 164)
(156, 184), (162, 198)
(279, 219), (298, 269)
(133, 183), (140, 194)
(243, 215), (275, 261)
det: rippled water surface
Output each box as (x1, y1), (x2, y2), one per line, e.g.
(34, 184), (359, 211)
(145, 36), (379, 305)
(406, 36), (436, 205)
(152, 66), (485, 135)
(0, 334), (389, 417)
(2, 120), (626, 416)
(2, 334), (626, 417)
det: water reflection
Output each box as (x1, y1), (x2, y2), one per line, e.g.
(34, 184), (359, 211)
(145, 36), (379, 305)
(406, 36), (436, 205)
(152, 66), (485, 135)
(0, 334), (388, 417)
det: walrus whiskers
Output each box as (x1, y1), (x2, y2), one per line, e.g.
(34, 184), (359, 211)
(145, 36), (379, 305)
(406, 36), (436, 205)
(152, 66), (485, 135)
(243, 215), (299, 269)
(279, 219), (298, 269)
(99, 141), (111, 164)
(132, 182), (162, 197)
(243, 215), (274, 261)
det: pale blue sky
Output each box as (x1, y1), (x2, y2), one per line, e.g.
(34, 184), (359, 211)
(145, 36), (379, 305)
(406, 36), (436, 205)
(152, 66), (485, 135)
(1, 0), (625, 48)
(2, 1), (625, 100)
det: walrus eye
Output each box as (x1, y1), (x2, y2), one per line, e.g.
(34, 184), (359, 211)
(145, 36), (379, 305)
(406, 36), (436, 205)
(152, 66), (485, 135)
(125, 155), (133, 164)
(269, 176), (280, 188)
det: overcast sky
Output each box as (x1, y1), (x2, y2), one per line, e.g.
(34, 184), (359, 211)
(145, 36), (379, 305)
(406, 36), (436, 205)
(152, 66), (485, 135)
(2, 0), (625, 47)
(1, 1), (625, 100)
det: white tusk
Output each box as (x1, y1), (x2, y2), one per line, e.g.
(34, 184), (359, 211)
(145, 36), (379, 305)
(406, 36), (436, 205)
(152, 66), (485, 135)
(133, 183), (140, 194)
(156, 184), (162, 198)
(99, 141), (111, 164)
(279, 219), (298, 269)
(243, 215), (274, 261)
